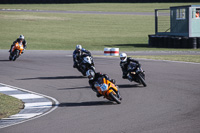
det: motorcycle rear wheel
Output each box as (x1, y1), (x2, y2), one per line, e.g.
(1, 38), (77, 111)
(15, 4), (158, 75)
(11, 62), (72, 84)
(9, 55), (12, 61)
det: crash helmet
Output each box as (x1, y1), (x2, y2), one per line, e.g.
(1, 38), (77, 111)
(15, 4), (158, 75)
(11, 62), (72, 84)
(86, 69), (95, 80)
(19, 35), (25, 40)
(120, 53), (127, 62)
(76, 45), (82, 51)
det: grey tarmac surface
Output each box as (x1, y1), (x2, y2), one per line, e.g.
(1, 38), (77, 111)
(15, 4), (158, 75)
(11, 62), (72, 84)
(0, 50), (200, 133)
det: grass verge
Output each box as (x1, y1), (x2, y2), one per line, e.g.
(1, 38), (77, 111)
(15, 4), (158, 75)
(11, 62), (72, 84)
(132, 55), (200, 63)
(95, 54), (200, 63)
(1, 3), (200, 12)
(0, 93), (24, 119)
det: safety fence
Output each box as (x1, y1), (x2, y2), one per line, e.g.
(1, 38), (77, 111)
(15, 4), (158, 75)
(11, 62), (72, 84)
(155, 9), (170, 34)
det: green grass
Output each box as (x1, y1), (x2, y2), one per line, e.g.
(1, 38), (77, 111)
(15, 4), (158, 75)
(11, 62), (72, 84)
(0, 11), (155, 50)
(0, 93), (24, 119)
(0, 3), (200, 51)
(132, 55), (200, 63)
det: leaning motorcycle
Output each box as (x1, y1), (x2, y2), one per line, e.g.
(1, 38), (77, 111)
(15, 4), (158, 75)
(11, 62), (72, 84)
(9, 42), (24, 61)
(76, 54), (95, 76)
(94, 77), (122, 104)
(127, 62), (147, 87)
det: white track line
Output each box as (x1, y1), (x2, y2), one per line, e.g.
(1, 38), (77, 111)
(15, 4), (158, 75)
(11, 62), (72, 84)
(25, 102), (52, 109)
(0, 83), (59, 129)
(0, 87), (16, 91)
(2, 113), (43, 119)
(10, 94), (44, 99)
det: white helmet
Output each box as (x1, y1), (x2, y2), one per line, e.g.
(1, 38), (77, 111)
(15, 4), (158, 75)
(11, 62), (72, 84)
(120, 53), (127, 62)
(76, 45), (82, 50)
(86, 69), (95, 80)
(19, 35), (25, 40)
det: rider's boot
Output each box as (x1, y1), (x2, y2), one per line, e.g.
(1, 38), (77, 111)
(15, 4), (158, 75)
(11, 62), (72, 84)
(93, 88), (102, 97)
(128, 75), (132, 82)
(96, 92), (102, 97)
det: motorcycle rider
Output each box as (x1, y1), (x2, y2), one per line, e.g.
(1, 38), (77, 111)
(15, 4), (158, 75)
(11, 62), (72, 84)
(9, 35), (27, 53)
(73, 45), (91, 69)
(119, 53), (140, 81)
(86, 69), (115, 97)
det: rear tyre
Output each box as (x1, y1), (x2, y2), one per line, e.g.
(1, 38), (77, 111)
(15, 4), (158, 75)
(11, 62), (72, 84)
(9, 55), (12, 61)
(138, 73), (147, 87)
(109, 93), (121, 104)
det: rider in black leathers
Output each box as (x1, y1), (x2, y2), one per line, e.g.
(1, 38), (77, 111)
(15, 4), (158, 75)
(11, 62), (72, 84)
(73, 44), (91, 69)
(119, 53), (140, 80)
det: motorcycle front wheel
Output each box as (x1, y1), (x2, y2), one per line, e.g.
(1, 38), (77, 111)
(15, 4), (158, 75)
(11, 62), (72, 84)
(109, 93), (121, 104)
(138, 73), (147, 87)
(12, 50), (19, 61)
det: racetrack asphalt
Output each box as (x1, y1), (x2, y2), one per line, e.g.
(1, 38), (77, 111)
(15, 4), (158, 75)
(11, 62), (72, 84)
(0, 50), (200, 133)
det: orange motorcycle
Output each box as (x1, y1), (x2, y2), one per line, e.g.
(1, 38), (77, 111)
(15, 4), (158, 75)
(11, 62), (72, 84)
(94, 77), (122, 104)
(9, 42), (24, 61)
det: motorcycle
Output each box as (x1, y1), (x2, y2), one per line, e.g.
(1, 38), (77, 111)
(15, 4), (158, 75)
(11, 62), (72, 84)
(9, 42), (24, 61)
(127, 62), (147, 87)
(94, 77), (122, 104)
(76, 54), (95, 76)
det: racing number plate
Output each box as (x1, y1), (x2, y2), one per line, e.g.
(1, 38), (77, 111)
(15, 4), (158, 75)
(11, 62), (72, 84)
(100, 84), (108, 91)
